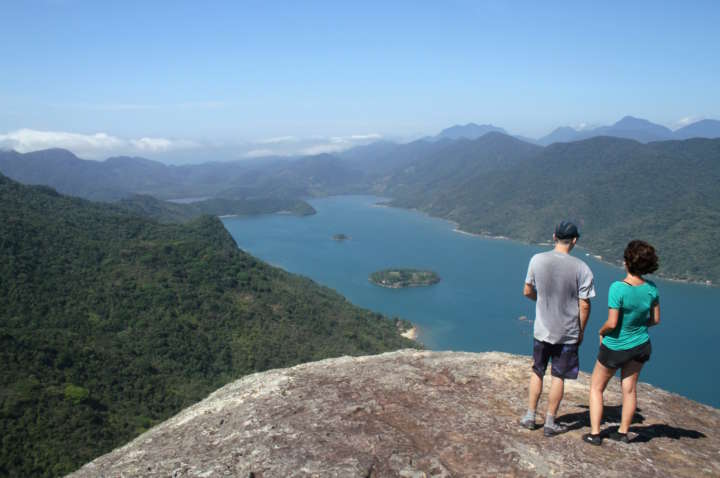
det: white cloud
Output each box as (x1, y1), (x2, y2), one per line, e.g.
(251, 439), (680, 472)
(0, 128), (198, 159)
(256, 135), (299, 144)
(247, 133), (384, 158)
(675, 116), (702, 129)
(574, 122), (602, 131)
(0, 129), (386, 162)
(349, 133), (382, 140)
(243, 149), (276, 158)
(300, 143), (349, 155)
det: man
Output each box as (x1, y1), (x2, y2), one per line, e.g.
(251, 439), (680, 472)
(519, 221), (595, 436)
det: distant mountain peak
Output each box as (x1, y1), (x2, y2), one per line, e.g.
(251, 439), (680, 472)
(674, 118), (720, 139)
(539, 116), (674, 145)
(437, 123), (507, 140)
(613, 116), (669, 131)
(30, 147), (80, 159)
(537, 126), (581, 145)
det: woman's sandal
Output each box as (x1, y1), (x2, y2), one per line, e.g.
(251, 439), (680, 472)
(582, 433), (603, 446)
(608, 430), (630, 443)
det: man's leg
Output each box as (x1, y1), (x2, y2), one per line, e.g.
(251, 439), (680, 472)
(521, 340), (550, 429)
(528, 372), (543, 412)
(544, 343), (578, 436)
(547, 376), (565, 416)
(543, 376), (567, 436)
(521, 372), (543, 429)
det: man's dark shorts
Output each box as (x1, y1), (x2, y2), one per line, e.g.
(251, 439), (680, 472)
(598, 340), (651, 370)
(532, 339), (579, 380)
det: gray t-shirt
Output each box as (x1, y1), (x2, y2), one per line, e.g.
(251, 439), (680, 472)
(525, 250), (596, 344)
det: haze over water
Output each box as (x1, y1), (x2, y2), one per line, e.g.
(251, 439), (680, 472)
(223, 195), (720, 407)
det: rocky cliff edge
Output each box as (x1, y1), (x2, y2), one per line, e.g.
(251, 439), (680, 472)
(69, 350), (720, 477)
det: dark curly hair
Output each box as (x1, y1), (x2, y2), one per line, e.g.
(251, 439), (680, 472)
(624, 240), (659, 276)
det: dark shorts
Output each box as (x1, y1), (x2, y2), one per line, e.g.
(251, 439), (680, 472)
(598, 341), (651, 370)
(532, 339), (579, 380)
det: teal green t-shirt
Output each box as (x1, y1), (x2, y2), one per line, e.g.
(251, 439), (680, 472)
(602, 280), (659, 351)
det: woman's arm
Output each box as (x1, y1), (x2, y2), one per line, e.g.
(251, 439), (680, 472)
(648, 302), (660, 327)
(598, 308), (620, 336)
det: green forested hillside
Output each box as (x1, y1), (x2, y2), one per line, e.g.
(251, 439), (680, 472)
(385, 137), (720, 283)
(376, 133), (541, 200)
(0, 174), (413, 477)
(118, 194), (316, 223)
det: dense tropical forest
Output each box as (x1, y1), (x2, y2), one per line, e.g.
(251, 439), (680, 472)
(0, 174), (414, 477)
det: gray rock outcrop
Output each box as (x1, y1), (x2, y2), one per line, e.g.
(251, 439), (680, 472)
(69, 350), (720, 477)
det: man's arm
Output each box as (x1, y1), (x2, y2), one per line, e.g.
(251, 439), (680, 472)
(578, 298), (591, 345)
(523, 283), (537, 302)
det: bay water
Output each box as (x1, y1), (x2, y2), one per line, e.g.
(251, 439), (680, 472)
(222, 195), (720, 408)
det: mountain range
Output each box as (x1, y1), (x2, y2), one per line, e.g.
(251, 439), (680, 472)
(0, 149), (366, 202)
(2, 126), (720, 284)
(537, 116), (720, 145)
(423, 117), (720, 145)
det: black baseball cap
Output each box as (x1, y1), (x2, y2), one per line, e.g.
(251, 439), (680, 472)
(555, 221), (580, 239)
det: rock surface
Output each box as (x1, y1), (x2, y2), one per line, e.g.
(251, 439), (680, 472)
(69, 350), (720, 477)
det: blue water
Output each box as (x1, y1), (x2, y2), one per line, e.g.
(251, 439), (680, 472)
(222, 195), (720, 408)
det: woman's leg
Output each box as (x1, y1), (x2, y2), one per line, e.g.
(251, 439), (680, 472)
(619, 360), (644, 434)
(589, 360), (615, 435)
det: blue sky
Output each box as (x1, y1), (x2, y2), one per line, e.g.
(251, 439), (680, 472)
(1, 0), (719, 160)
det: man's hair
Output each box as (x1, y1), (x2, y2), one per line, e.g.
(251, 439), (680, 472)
(555, 236), (574, 245)
(624, 240), (659, 276)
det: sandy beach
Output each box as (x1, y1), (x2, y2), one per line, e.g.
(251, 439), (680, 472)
(401, 325), (419, 341)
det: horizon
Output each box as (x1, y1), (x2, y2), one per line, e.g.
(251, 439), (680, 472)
(1, 114), (718, 163)
(1, 1), (719, 161)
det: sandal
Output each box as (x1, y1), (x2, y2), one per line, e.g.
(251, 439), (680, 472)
(608, 430), (630, 443)
(582, 433), (602, 446)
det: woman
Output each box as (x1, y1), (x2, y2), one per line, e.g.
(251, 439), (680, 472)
(583, 240), (660, 445)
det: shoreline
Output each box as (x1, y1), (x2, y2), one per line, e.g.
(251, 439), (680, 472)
(368, 198), (714, 287)
(370, 280), (439, 289)
(451, 226), (510, 242)
(400, 325), (419, 341)
(389, 204), (715, 288)
(450, 223), (714, 287)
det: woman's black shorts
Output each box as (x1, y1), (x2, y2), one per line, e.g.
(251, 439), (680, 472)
(598, 341), (652, 370)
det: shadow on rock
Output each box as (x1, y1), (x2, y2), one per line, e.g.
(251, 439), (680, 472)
(556, 405), (644, 431)
(630, 423), (707, 443)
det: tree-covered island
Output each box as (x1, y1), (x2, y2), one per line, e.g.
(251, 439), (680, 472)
(370, 269), (440, 288)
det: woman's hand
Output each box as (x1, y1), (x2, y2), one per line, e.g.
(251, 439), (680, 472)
(598, 308), (620, 337)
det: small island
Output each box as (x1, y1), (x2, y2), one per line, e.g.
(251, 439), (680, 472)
(370, 269), (440, 288)
(332, 233), (350, 241)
